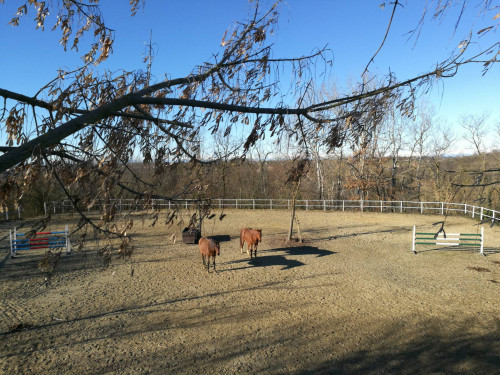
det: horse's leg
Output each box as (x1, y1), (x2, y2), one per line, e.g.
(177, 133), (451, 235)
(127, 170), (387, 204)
(213, 255), (217, 273)
(254, 244), (258, 258)
(201, 254), (206, 268)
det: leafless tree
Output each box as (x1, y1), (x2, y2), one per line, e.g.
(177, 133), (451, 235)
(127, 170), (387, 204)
(460, 113), (490, 156)
(382, 103), (409, 199)
(408, 102), (435, 201)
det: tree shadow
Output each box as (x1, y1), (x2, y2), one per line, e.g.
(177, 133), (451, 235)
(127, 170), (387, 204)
(221, 255), (305, 271)
(222, 245), (335, 272)
(209, 234), (231, 242)
(266, 246), (336, 258)
(249, 255), (305, 269)
(297, 318), (500, 374)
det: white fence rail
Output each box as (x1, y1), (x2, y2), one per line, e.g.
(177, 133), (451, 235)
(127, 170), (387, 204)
(43, 198), (499, 224)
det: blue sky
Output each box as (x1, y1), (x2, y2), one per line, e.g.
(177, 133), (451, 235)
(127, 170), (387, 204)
(1, 0), (499, 153)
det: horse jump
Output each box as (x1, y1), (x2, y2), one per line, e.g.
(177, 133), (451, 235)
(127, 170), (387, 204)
(412, 225), (484, 255)
(10, 225), (72, 258)
(198, 237), (221, 273)
(240, 228), (262, 258)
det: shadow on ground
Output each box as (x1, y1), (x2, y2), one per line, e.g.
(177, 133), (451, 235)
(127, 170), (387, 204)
(297, 318), (500, 374)
(222, 245), (336, 271)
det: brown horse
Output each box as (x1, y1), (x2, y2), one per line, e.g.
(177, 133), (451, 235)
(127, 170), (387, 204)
(240, 228), (262, 258)
(198, 237), (221, 273)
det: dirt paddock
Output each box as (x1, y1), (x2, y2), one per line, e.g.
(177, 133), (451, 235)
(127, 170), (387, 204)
(1, 210), (499, 374)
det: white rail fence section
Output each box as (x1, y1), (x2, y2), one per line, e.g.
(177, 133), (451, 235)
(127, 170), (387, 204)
(40, 199), (499, 223)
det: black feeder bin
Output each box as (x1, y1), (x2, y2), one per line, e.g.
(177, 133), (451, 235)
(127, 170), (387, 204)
(182, 227), (201, 244)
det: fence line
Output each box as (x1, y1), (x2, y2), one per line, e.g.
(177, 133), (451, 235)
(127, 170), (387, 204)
(41, 198), (499, 224)
(0, 207), (22, 220)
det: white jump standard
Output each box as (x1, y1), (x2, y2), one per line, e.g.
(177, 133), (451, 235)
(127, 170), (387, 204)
(412, 225), (484, 255)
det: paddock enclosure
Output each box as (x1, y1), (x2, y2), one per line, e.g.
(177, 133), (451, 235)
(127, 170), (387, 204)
(1, 210), (499, 374)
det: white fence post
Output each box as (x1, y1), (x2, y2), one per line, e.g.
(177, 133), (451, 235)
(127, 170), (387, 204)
(480, 226), (484, 256)
(412, 225), (416, 254)
(441, 202), (444, 215)
(400, 201), (403, 213)
(480, 207), (484, 220)
(472, 206), (475, 218)
(342, 200), (345, 212)
(420, 202), (423, 214)
(380, 200), (383, 212)
(270, 199), (273, 210)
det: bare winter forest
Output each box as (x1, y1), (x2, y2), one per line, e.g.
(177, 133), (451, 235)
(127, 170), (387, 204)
(17, 150), (500, 218)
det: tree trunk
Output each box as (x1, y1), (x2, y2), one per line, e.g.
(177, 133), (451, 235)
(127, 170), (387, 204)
(287, 195), (296, 241)
(287, 179), (301, 241)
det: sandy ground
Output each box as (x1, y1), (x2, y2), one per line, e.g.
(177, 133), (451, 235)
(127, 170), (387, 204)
(0, 209), (499, 374)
